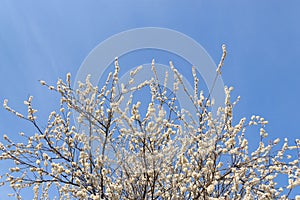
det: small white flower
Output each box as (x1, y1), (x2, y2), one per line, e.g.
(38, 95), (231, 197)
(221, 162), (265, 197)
(39, 80), (46, 85)
(273, 138), (280, 145)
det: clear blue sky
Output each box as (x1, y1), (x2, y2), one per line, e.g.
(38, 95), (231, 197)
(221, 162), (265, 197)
(0, 0), (300, 197)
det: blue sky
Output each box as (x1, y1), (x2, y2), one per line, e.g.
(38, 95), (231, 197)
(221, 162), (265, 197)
(0, 0), (300, 197)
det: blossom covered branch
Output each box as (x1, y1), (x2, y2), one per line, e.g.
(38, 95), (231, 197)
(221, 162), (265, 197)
(0, 48), (300, 199)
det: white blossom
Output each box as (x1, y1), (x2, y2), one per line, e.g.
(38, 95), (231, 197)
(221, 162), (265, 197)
(0, 51), (299, 199)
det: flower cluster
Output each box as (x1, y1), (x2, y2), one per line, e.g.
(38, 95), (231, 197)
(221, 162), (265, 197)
(1, 49), (299, 199)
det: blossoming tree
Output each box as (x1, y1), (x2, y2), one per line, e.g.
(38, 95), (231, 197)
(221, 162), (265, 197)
(1, 47), (300, 199)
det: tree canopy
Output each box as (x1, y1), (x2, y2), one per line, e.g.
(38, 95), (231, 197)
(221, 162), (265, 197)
(1, 49), (299, 199)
